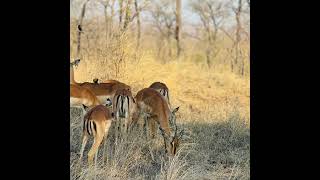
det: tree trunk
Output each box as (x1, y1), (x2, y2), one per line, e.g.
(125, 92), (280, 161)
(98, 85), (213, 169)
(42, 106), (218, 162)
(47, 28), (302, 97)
(206, 49), (211, 68)
(123, 0), (132, 31)
(175, 0), (182, 57)
(235, 0), (242, 74)
(119, 0), (124, 28)
(76, 0), (90, 59)
(110, 0), (116, 39)
(134, 0), (141, 49)
(104, 5), (109, 48)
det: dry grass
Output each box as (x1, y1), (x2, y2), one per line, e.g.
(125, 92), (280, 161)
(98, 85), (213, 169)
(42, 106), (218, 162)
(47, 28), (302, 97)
(70, 55), (249, 179)
(70, 13), (249, 179)
(70, 99), (249, 179)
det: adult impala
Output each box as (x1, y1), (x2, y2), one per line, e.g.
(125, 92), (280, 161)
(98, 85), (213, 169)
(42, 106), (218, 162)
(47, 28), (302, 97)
(70, 59), (131, 105)
(149, 82), (171, 109)
(112, 88), (136, 138)
(131, 88), (184, 155)
(70, 84), (101, 114)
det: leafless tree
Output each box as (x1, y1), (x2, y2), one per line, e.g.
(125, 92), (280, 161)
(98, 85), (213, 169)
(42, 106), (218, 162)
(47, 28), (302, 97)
(175, 0), (182, 57)
(191, 0), (225, 68)
(123, 0), (133, 30)
(149, 0), (175, 62)
(119, 0), (124, 28)
(134, 0), (141, 49)
(98, 0), (111, 47)
(76, 0), (91, 59)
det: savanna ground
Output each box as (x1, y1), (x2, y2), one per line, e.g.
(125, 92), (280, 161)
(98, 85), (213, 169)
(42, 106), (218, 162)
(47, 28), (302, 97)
(70, 56), (250, 179)
(70, 0), (249, 179)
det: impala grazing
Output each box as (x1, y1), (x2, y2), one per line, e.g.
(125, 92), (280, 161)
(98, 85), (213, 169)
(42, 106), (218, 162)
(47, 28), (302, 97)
(79, 105), (114, 166)
(131, 88), (184, 156)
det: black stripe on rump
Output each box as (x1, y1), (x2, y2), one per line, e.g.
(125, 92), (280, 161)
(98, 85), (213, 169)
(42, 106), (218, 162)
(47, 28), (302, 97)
(93, 121), (97, 134)
(87, 120), (91, 135)
(127, 96), (130, 115)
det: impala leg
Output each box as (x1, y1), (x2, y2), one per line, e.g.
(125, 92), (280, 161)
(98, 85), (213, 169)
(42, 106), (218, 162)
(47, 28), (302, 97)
(143, 116), (148, 139)
(103, 121), (112, 163)
(124, 118), (130, 140)
(102, 136), (107, 165)
(121, 118), (128, 141)
(88, 134), (104, 166)
(95, 150), (98, 167)
(119, 119), (123, 142)
(114, 120), (119, 145)
(148, 117), (156, 139)
(79, 133), (88, 162)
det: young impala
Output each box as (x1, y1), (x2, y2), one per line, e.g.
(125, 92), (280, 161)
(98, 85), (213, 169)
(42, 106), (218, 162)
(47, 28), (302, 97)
(79, 105), (114, 166)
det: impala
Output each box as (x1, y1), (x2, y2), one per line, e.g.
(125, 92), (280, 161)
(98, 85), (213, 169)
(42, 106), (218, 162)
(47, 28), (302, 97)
(131, 88), (184, 155)
(70, 59), (131, 105)
(79, 105), (114, 166)
(70, 84), (101, 115)
(149, 82), (171, 108)
(112, 88), (136, 136)
(70, 59), (80, 85)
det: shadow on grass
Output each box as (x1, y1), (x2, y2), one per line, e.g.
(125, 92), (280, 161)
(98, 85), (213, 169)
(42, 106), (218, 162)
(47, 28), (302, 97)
(70, 107), (250, 179)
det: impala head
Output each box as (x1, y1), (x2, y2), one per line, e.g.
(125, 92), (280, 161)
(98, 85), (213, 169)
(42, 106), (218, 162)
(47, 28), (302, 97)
(70, 59), (80, 67)
(105, 98), (112, 107)
(160, 106), (186, 156)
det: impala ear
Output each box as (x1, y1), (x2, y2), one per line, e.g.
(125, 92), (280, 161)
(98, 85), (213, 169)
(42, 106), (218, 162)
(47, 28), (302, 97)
(172, 106), (180, 114)
(82, 104), (89, 111)
(73, 59), (80, 67)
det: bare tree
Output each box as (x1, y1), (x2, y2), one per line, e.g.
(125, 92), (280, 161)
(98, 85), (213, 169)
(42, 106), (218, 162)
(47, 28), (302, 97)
(76, 0), (91, 59)
(110, 0), (116, 39)
(233, 0), (244, 75)
(134, 0), (141, 49)
(150, 0), (175, 62)
(119, 0), (124, 28)
(191, 0), (224, 68)
(175, 0), (182, 57)
(98, 0), (111, 48)
(123, 0), (133, 30)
